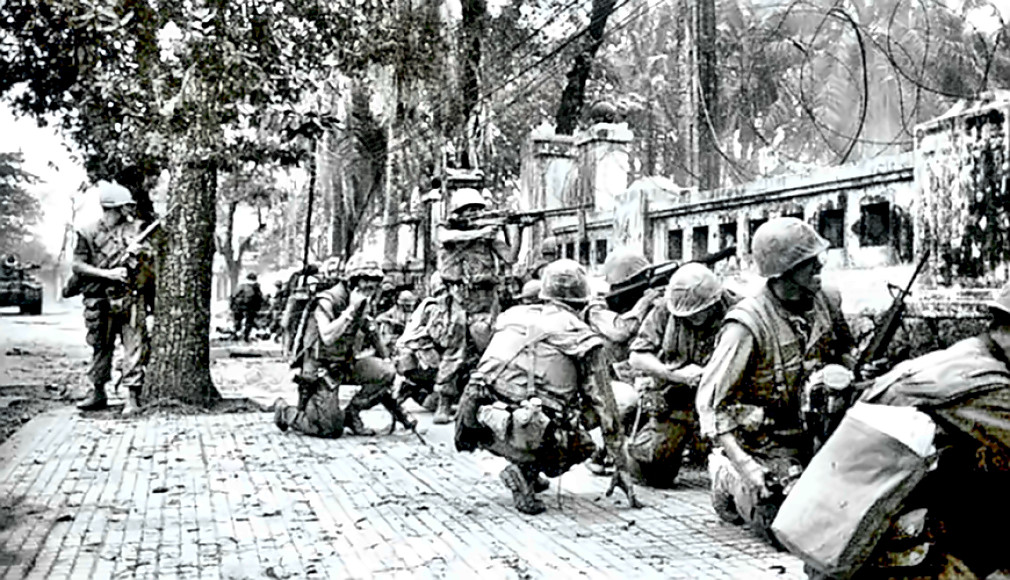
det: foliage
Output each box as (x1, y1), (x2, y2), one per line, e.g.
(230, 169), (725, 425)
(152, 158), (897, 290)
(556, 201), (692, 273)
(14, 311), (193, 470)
(587, 0), (1009, 187)
(215, 164), (282, 290)
(0, 152), (41, 254)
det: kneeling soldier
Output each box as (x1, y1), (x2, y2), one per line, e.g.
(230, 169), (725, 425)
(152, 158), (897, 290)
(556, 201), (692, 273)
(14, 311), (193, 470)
(455, 260), (640, 515)
(274, 252), (415, 437)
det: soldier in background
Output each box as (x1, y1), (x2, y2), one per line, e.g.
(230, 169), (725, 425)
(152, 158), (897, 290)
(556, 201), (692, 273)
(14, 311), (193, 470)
(74, 181), (155, 417)
(525, 236), (560, 282)
(394, 274), (446, 411)
(274, 252), (415, 437)
(377, 290), (418, 356)
(696, 217), (855, 541)
(432, 187), (514, 424)
(454, 260), (639, 515)
(626, 264), (741, 488)
(269, 280), (286, 341)
(230, 272), (263, 342)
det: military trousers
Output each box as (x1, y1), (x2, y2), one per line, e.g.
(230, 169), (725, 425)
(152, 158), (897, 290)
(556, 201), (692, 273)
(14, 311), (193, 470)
(289, 356), (397, 438)
(83, 294), (149, 392)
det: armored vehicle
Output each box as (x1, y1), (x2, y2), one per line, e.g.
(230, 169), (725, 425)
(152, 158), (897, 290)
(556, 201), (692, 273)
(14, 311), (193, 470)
(0, 254), (43, 315)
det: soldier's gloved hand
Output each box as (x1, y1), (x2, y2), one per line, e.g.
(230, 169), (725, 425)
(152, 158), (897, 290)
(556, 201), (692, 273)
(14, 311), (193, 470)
(107, 266), (130, 284)
(606, 469), (643, 509)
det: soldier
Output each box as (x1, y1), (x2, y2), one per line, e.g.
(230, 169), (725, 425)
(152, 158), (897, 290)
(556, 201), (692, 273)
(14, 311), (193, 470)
(269, 280), (286, 341)
(526, 236), (560, 281)
(74, 181), (154, 416)
(582, 248), (663, 475)
(432, 187), (514, 424)
(586, 248), (664, 364)
(455, 260), (640, 515)
(273, 252), (415, 437)
(394, 274), (446, 411)
(230, 272), (263, 342)
(377, 290), (417, 356)
(696, 217), (855, 541)
(625, 263), (741, 488)
(805, 283), (1010, 579)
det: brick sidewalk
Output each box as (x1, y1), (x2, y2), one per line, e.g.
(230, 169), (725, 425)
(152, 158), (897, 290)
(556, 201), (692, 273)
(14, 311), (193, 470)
(0, 407), (805, 580)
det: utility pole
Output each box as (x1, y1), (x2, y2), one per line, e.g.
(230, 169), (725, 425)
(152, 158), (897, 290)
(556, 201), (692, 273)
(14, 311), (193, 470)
(695, 0), (720, 190)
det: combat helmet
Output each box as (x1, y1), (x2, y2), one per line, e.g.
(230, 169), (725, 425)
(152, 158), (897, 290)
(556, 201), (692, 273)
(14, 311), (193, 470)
(344, 252), (384, 281)
(397, 290), (418, 309)
(539, 259), (591, 304)
(665, 263), (722, 317)
(752, 217), (829, 278)
(986, 284), (1010, 318)
(602, 248), (650, 286)
(519, 279), (542, 302)
(97, 180), (136, 208)
(540, 236), (560, 260)
(449, 187), (488, 215)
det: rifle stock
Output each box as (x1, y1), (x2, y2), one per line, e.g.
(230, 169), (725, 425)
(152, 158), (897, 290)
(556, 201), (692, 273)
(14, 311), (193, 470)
(853, 249), (931, 380)
(604, 245), (738, 313)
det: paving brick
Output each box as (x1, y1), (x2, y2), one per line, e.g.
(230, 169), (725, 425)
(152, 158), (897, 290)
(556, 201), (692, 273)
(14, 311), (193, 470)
(0, 407), (806, 579)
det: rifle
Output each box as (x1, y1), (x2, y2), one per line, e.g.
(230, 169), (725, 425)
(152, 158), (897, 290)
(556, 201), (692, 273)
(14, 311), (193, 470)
(62, 203), (179, 299)
(444, 204), (594, 229)
(604, 245), (738, 313)
(853, 249), (931, 381)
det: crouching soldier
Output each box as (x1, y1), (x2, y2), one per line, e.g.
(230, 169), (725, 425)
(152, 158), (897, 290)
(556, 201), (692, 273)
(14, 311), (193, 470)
(455, 260), (640, 515)
(273, 252), (415, 437)
(626, 263), (741, 488)
(394, 274), (447, 411)
(696, 217), (855, 542)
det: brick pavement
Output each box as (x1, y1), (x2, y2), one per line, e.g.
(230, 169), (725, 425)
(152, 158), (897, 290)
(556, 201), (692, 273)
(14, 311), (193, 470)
(0, 404), (806, 580)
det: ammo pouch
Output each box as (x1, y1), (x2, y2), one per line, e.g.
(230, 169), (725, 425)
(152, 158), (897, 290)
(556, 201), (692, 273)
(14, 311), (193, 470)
(476, 398), (553, 453)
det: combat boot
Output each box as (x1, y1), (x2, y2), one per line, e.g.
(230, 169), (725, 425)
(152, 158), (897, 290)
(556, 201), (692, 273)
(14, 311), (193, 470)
(274, 398), (298, 432)
(344, 406), (376, 436)
(77, 384), (108, 411)
(121, 388), (140, 418)
(420, 392), (438, 412)
(500, 464), (545, 515)
(382, 396), (417, 434)
(433, 393), (453, 425)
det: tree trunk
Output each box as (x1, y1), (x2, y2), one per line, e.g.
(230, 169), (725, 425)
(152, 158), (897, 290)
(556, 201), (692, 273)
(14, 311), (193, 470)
(555, 0), (617, 135)
(382, 75), (401, 267)
(147, 157), (221, 406)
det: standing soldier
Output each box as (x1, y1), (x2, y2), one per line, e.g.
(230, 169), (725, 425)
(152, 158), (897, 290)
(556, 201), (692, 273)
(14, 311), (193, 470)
(696, 217), (855, 541)
(273, 252), (415, 437)
(377, 290), (417, 356)
(432, 187), (514, 424)
(394, 274), (446, 411)
(269, 280), (286, 341)
(455, 260), (640, 514)
(230, 272), (263, 342)
(626, 263), (741, 488)
(74, 181), (155, 417)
